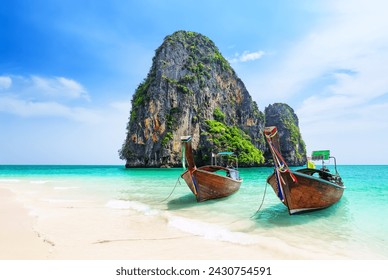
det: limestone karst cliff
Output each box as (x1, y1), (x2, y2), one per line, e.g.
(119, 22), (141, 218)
(119, 31), (306, 167)
(264, 103), (306, 166)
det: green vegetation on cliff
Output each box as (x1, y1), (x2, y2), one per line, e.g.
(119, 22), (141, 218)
(166, 30), (233, 87)
(204, 118), (264, 166)
(265, 103), (307, 165)
(283, 117), (306, 162)
(130, 76), (152, 122)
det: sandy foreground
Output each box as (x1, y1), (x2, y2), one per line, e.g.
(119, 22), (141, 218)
(0, 188), (51, 259)
(1, 182), (386, 280)
(2, 179), (383, 261)
(1, 183), (295, 260)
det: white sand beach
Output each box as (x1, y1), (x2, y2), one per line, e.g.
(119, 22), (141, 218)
(0, 188), (52, 259)
(0, 177), (339, 261)
(0, 183), (279, 260)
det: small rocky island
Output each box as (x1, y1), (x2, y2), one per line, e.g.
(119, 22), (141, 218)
(119, 31), (306, 167)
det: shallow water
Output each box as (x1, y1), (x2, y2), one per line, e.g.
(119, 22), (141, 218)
(1, 165), (387, 259)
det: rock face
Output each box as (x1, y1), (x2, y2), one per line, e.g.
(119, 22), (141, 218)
(264, 103), (306, 166)
(119, 31), (306, 167)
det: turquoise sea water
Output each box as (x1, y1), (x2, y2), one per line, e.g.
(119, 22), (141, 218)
(1, 165), (387, 259)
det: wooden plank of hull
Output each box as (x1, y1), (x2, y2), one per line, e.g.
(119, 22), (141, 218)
(181, 169), (241, 202)
(198, 165), (229, 173)
(194, 170), (241, 202)
(181, 170), (197, 196)
(267, 170), (345, 214)
(180, 136), (241, 202)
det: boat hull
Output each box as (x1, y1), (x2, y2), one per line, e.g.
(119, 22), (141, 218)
(181, 167), (241, 202)
(267, 170), (345, 214)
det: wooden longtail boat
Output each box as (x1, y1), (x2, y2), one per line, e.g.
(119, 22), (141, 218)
(180, 136), (242, 202)
(264, 126), (345, 214)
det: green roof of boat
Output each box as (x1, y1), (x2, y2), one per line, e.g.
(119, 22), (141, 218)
(311, 150), (330, 160)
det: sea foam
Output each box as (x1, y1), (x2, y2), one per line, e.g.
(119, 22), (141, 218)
(167, 215), (259, 245)
(29, 180), (51, 184)
(105, 199), (259, 245)
(54, 186), (79, 190)
(105, 199), (160, 216)
(0, 179), (21, 183)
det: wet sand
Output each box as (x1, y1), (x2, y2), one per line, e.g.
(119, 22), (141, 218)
(0, 184), (285, 260)
(0, 179), (365, 260)
(0, 188), (51, 259)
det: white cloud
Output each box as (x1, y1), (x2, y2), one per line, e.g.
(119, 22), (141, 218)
(31, 75), (90, 100)
(240, 51), (265, 62)
(228, 50), (265, 63)
(0, 91), (132, 164)
(248, 0), (388, 103)
(0, 75), (99, 123)
(0, 76), (12, 90)
(244, 0), (388, 163)
(0, 95), (101, 124)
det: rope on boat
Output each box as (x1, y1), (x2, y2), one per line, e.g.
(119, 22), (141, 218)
(250, 182), (269, 219)
(264, 127), (298, 205)
(225, 183), (269, 225)
(160, 177), (181, 202)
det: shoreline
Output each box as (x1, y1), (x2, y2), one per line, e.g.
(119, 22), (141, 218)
(0, 184), (282, 260)
(0, 174), (386, 260)
(0, 188), (52, 259)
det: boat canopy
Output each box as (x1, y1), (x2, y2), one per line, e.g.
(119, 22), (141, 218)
(212, 151), (239, 169)
(217, 152), (235, 156)
(181, 135), (192, 142)
(311, 150), (330, 161)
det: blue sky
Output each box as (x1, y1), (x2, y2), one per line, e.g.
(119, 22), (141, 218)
(1, 0), (387, 164)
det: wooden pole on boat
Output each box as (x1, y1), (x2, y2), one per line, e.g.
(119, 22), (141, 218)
(181, 136), (196, 170)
